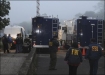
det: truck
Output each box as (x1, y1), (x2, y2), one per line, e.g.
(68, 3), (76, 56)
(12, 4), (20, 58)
(4, 25), (26, 49)
(76, 16), (104, 47)
(31, 16), (59, 53)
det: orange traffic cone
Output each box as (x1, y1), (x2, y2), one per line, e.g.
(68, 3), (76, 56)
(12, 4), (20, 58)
(82, 48), (86, 56)
(33, 41), (36, 47)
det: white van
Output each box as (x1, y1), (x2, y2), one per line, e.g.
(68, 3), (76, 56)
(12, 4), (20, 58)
(4, 25), (26, 48)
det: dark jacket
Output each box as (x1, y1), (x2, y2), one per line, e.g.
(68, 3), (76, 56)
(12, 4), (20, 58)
(49, 38), (59, 53)
(15, 37), (23, 44)
(85, 43), (102, 60)
(64, 47), (83, 66)
(2, 36), (8, 45)
(8, 36), (12, 43)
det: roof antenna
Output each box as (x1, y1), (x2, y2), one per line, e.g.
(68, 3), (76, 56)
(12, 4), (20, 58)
(36, 0), (40, 17)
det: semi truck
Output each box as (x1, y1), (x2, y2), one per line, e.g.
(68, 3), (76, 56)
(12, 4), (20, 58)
(31, 16), (59, 53)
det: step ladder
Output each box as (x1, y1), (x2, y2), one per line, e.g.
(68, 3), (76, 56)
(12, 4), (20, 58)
(97, 20), (103, 45)
(52, 18), (58, 38)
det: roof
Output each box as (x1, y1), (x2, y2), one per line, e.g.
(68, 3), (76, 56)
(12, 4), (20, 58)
(5, 25), (25, 29)
(33, 16), (59, 20)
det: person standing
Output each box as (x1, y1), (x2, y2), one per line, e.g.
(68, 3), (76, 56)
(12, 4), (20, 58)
(15, 34), (22, 53)
(64, 42), (83, 75)
(2, 34), (9, 53)
(19, 33), (23, 52)
(8, 34), (12, 50)
(49, 36), (59, 70)
(85, 38), (103, 75)
(60, 39), (62, 46)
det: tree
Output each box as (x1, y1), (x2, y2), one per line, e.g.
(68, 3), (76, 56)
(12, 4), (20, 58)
(84, 11), (97, 18)
(96, 1), (104, 19)
(0, 0), (11, 30)
(75, 13), (83, 18)
(75, 0), (104, 20)
(94, 0), (104, 11)
(19, 21), (32, 34)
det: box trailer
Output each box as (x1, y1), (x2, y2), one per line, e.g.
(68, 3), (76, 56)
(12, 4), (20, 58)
(76, 16), (104, 47)
(32, 16), (59, 53)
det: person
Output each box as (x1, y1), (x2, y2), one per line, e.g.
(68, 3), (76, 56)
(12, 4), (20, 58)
(85, 38), (103, 75)
(64, 42), (83, 75)
(15, 34), (23, 53)
(2, 34), (9, 53)
(8, 34), (12, 50)
(23, 35), (31, 53)
(49, 36), (59, 70)
(60, 39), (62, 46)
(19, 33), (23, 52)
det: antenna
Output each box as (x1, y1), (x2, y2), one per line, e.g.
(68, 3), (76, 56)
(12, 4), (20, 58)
(36, 0), (40, 16)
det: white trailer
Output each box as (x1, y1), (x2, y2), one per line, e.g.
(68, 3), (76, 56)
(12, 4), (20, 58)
(58, 20), (75, 41)
(4, 25), (26, 48)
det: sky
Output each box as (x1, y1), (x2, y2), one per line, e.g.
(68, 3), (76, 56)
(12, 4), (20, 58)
(8, 0), (100, 25)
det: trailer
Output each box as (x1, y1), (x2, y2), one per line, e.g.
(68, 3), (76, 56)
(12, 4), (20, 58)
(76, 16), (104, 47)
(4, 25), (26, 49)
(31, 16), (59, 53)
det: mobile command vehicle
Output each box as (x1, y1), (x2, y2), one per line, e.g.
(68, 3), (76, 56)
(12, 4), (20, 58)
(31, 16), (59, 53)
(4, 25), (26, 49)
(76, 16), (104, 47)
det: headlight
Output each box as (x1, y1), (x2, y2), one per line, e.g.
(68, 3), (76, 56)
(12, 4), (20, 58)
(36, 29), (41, 33)
(102, 47), (104, 50)
(36, 29), (39, 33)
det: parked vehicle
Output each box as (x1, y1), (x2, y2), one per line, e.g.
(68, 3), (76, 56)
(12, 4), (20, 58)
(31, 16), (59, 53)
(4, 25), (26, 49)
(76, 16), (104, 47)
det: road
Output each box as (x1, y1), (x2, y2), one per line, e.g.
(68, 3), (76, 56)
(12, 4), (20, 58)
(36, 50), (105, 75)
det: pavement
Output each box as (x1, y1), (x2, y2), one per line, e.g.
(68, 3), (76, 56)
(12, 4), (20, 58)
(0, 50), (29, 75)
(36, 50), (105, 75)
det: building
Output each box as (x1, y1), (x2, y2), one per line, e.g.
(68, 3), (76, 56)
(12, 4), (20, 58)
(76, 16), (104, 46)
(58, 25), (66, 40)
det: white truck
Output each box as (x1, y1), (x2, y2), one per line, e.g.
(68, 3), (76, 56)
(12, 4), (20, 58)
(4, 25), (26, 49)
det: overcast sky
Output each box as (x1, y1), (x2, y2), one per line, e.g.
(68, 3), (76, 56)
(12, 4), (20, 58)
(8, 0), (99, 25)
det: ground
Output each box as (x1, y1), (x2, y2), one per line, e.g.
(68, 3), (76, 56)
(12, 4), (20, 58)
(36, 50), (105, 75)
(0, 49), (28, 75)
